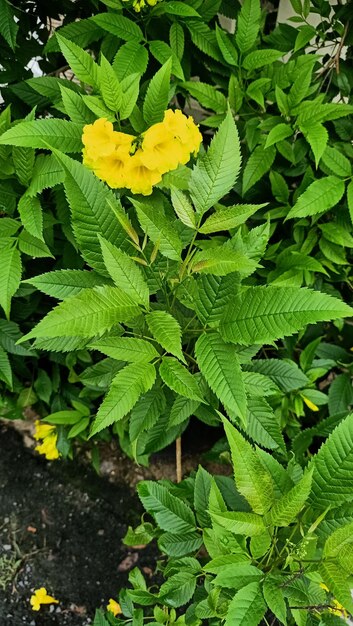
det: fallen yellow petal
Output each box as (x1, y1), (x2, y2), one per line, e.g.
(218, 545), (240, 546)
(107, 598), (122, 616)
(30, 587), (59, 611)
(302, 396), (319, 411)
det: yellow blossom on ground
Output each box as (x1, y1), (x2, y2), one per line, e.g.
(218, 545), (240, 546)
(34, 420), (60, 460)
(124, 149), (162, 195)
(302, 396), (319, 411)
(82, 118), (117, 160)
(30, 588), (59, 611)
(107, 598), (122, 616)
(141, 122), (181, 173)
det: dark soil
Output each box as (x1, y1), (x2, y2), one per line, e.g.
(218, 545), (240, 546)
(0, 426), (156, 626)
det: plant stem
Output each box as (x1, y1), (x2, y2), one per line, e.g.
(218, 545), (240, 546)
(176, 437), (182, 483)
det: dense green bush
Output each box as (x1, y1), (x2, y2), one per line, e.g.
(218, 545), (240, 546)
(1, 0), (353, 623)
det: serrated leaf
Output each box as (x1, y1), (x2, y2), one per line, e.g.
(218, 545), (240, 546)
(242, 144), (276, 195)
(0, 246), (21, 319)
(186, 21), (223, 62)
(195, 274), (235, 327)
(265, 124), (293, 149)
(311, 413), (353, 508)
(319, 561), (353, 615)
(195, 332), (247, 424)
(54, 151), (129, 275)
(57, 35), (99, 87)
(0, 346), (12, 388)
(113, 42), (149, 80)
(22, 286), (140, 342)
(149, 40), (184, 81)
(159, 357), (203, 402)
(199, 203), (265, 234)
(301, 123), (328, 168)
(243, 49), (283, 70)
(215, 25), (238, 65)
(18, 231), (53, 258)
(12, 146), (35, 186)
(321, 146), (351, 178)
(0, 119), (83, 153)
(263, 575), (287, 625)
(221, 417), (274, 514)
(131, 197), (182, 261)
(91, 13), (144, 42)
(244, 359), (309, 392)
(130, 388), (166, 441)
(169, 395), (199, 428)
(324, 521), (353, 558)
(99, 54), (122, 112)
(183, 81), (227, 114)
(90, 363), (156, 435)
(27, 154), (65, 196)
(347, 180), (353, 226)
(210, 511), (266, 536)
(235, 0), (261, 53)
(158, 531), (202, 557)
(159, 572), (196, 608)
(146, 310), (184, 362)
(191, 247), (256, 277)
(138, 480), (197, 533)
(60, 85), (95, 125)
(0, 0), (18, 50)
(189, 108), (241, 215)
(213, 563), (262, 589)
(247, 397), (285, 453)
(225, 582), (266, 626)
(170, 187), (196, 229)
(17, 195), (43, 240)
(90, 337), (159, 363)
(99, 236), (149, 306)
(143, 59), (172, 126)
(287, 176), (345, 219)
(267, 470), (312, 527)
(219, 286), (352, 345)
(25, 269), (107, 299)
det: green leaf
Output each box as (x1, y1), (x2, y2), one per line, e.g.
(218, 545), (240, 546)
(13, 146), (35, 186)
(99, 236), (149, 306)
(17, 195), (43, 240)
(159, 357), (203, 402)
(189, 109), (241, 215)
(146, 310), (185, 362)
(265, 124), (293, 149)
(90, 337), (159, 363)
(137, 480), (197, 533)
(162, 2), (200, 16)
(25, 269), (107, 299)
(247, 397), (285, 453)
(235, 0), (261, 53)
(194, 466), (212, 528)
(22, 286), (140, 342)
(91, 13), (144, 42)
(243, 49), (283, 70)
(319, 561), (353, 614)
(131, 198), (182, 261)
(244, 359), (309, 392)
(170, 188), (196, 229)
(99, 54), (122, 112)
(213, 563), (262, 589)
(90, 363), (156, 435)
(199, 203), (265, 234)
(294, 24), (316, 52)
(57, 35), (99, 87)
(195, 274), (235, 327)
(119, 73), (141, 120)
(215, 25), (238, 65)
(267, 469), (312, 527)
(225, 582), (266, 626)
(27, 154), (65, 196)
(287, 176), (345, 219)
(186, 21), (223, 63)
(143, 59), (172, 126)
(149, 41), (184, 82)
(59, 85), (95, 125)
(158, 531), (202, 557)
(347, 180), (353, 226)
(242, 144), (276, 195)
(319, 222), (353, 248)
(169, 395), (199, 427)
(0, 246), (21, 319)
(0, 0), (18, 50)
(0, 346), (12, 388)
(130, 388), (166, 441)
(0, 119), (83, 153)
(210, 511), (266, 536)
(113, 42), (149, 80)
(219, 286), (352, 345)
(263, 575), (287, 625)
(321, 146), (351, 178)
(301, 123), (328, 168)
(159, 572), (196, 608)
(324, 521), (353, 558)
(195, 332), (247, 425)
(54, 151), (129, 275)
(183, 81), (227, 114)
(18, 231), (53, 258)
(191, 247), (256, 277)
(221, 417), (274, 514)
(169, 22), (184, 61)
(311, 413), (353, 508)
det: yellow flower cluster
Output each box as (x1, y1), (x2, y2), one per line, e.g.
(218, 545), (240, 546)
(320, 583), (349, 618)
(82, 110), (202, 196)
(122, 0), (159, 12)
(34, 420), (60, 460)
(30, 588), (59, 611)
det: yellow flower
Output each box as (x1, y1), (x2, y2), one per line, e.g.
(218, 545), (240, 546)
(30, 588), (59, 611)
(141, 123), (182, 173)
(82, 118), (118, 160)
(34, 420), (55, 441)
(320, 583), (349, 618)
(107, 598), (122, 616)
(132, 0), (145, 10)
(302, 396), (319, 411)
(124, 149), (162, 195)
(163, 109), (202, 160)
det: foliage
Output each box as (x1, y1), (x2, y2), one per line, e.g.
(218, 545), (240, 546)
(1, 0), (353, 623)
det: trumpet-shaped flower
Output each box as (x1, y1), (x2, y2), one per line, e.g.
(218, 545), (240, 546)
(34, 420), (60, 460)
(107, 598), (122, 616)
(30, 588), (59, 611)
(82, 118), (117, 160)
(163, 109), (202, 159)
(34, 420), (55, 441)
(141, 123), (181, 173)
(124, 149), (162, 195)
